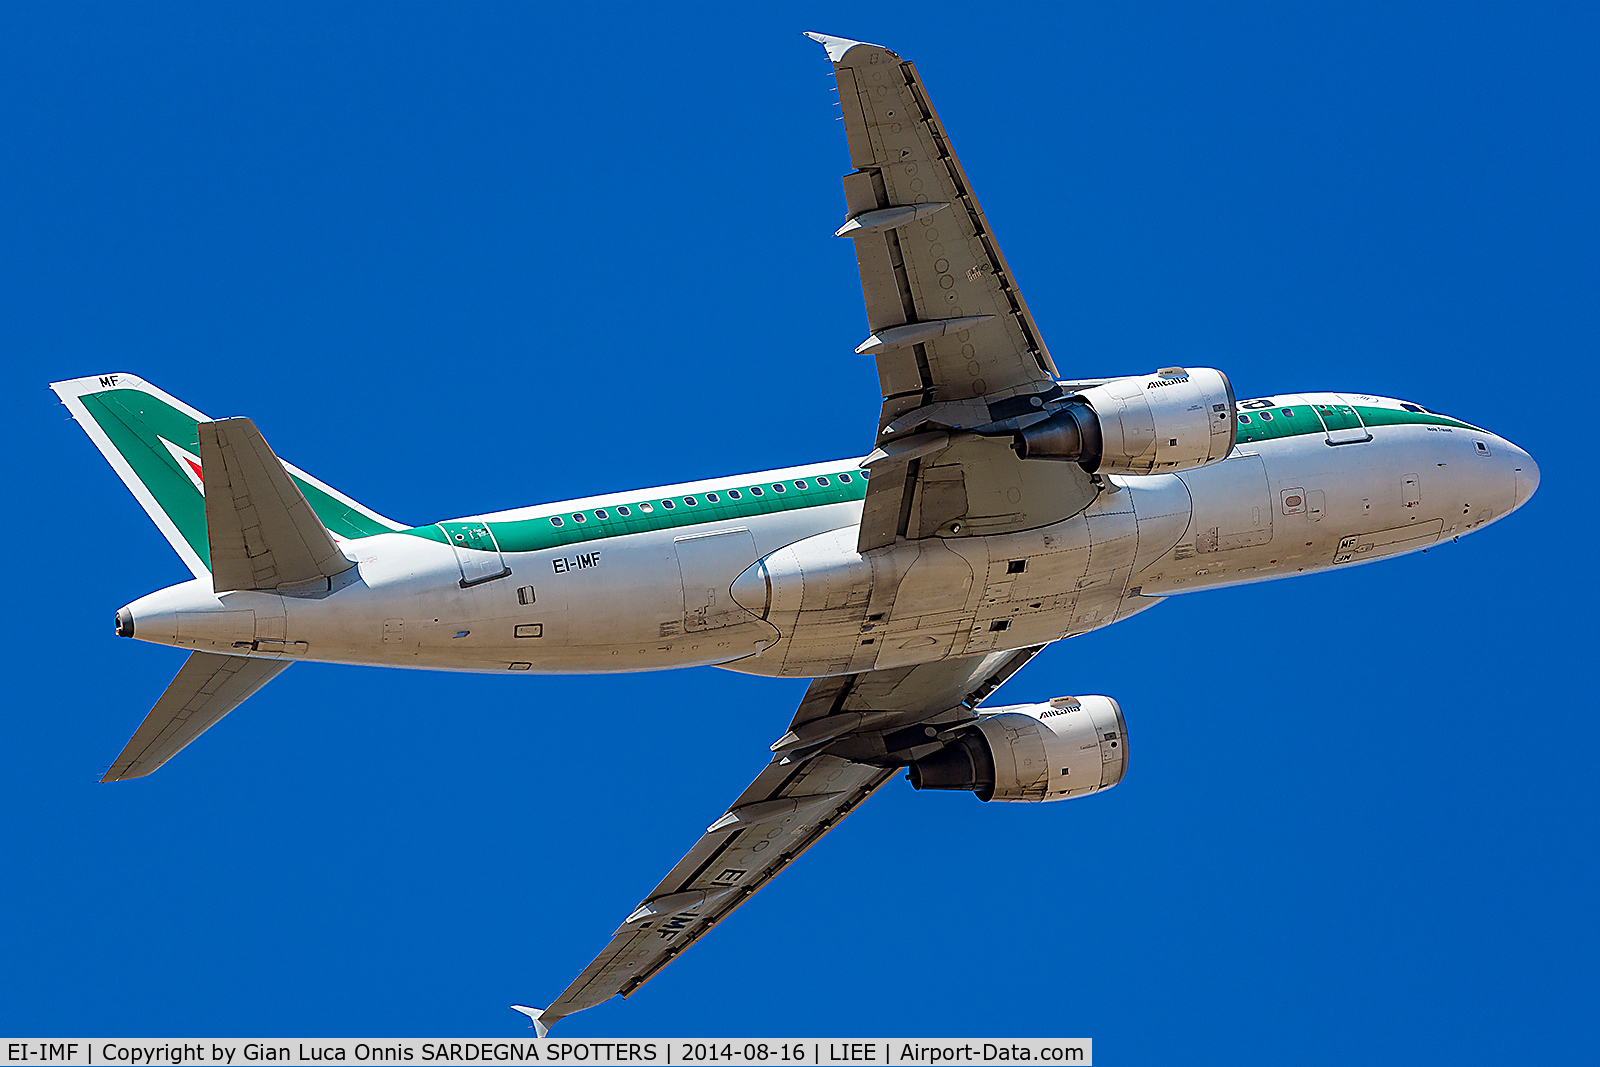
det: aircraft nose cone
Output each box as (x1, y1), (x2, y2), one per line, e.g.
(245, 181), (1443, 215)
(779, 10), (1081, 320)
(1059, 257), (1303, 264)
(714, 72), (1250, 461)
(1511, 446), (1540, 511)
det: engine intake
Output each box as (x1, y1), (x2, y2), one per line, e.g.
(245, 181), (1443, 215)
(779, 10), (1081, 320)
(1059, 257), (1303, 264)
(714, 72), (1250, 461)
(908, 696), (1128, 803)
(1014, 367), (1236, 475)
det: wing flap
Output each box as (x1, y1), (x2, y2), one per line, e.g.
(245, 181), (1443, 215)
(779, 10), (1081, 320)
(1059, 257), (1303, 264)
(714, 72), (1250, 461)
(102, 651), (291, 781)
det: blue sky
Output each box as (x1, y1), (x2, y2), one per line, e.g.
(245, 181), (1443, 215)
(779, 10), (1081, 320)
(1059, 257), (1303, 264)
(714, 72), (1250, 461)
(2, 2), (1594, 1061)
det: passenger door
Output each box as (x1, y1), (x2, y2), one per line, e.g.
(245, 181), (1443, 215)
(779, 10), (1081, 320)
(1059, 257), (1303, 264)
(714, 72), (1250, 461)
(438, 521), (511, 587)
(1313, 400), (1372, 445)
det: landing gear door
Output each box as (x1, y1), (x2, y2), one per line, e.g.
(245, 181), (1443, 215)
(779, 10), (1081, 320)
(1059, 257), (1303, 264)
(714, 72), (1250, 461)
(438, 521), (511, 587)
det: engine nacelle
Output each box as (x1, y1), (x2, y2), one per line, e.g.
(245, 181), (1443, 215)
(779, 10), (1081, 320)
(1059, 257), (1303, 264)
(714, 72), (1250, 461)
(908, 696), (1127, 803)
(1013, 367), (1236, 475)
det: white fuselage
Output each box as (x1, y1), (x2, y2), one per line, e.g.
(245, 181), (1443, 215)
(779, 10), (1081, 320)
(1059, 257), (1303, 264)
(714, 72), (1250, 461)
(119, 392), (1538, 680)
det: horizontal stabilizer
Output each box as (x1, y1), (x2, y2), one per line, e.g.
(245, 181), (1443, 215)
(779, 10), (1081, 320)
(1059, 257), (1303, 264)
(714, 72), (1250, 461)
(201, 418), (356, 594)
(103, 651), (291, 781)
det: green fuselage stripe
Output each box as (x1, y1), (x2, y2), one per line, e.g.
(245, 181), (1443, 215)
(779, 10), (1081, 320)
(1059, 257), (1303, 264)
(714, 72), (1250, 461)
(1233, 403), (1475, 447)
(406, 473), (871, 554)
(403, 405), (1473, 555)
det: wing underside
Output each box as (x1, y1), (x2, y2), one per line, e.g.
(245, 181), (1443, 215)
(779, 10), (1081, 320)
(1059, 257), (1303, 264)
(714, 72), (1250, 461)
(527, 646), (1043, 1032)
(804, 33), (1100, 551)
(519, 32), (1083, 1036)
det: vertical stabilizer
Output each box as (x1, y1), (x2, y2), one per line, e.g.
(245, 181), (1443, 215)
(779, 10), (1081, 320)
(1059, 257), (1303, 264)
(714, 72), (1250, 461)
(50, 373), (405, 578)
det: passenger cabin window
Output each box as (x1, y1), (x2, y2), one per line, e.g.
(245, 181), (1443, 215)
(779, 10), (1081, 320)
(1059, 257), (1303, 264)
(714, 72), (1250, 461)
(705, 493), (719, 502)
(1238, 414), (1252, 424)
(685, 496), (698, 506)
(550, 516), (564, 527)
(772, 484), (786, 493)
(639, 502), (653, 513)
(750, 486), (763, 496)
(816, 476), (829, 486)
(572, 513), (586, 523)
(595, 509), (608, 519)
(661, 499), (675, 509)
(794, 480), (807, 489)
(1260, 411), (1273, 421)
(838, 473), (852, 483)
(617, 505), (632, 516)
(727, 489), (741, 499)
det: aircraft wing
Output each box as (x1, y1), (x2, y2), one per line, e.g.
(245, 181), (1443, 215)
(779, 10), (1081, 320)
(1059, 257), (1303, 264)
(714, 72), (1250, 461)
(806, 33), (1099, 551)
(519, 645), (1043, 1034)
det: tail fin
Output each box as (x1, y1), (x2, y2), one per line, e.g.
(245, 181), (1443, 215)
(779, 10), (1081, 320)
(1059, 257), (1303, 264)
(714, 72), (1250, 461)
(50, 373), (406, 578)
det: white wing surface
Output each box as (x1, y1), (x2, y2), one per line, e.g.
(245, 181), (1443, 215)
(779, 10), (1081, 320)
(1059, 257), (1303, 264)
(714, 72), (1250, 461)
(522, 647), (1043, 1033)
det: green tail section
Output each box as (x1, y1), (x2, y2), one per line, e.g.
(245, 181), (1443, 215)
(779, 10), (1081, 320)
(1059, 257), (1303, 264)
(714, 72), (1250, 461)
(51, 373), (405, 578)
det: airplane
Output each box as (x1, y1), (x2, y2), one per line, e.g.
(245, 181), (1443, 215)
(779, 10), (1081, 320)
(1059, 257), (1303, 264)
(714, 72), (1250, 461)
(51, 32), (1538, 1034)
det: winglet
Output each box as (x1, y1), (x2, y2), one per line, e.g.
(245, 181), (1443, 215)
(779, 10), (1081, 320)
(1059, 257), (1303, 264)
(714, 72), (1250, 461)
(803, 32), (893, 64)
(510, 1005), (550, 1037)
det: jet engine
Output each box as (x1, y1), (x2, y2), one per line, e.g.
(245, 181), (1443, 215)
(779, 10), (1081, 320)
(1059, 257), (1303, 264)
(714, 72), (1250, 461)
(1013, 367), (1236, 475)
(908, 696), (1127, 803)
